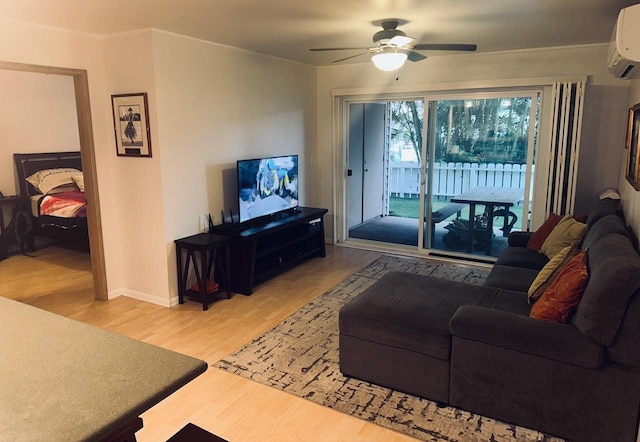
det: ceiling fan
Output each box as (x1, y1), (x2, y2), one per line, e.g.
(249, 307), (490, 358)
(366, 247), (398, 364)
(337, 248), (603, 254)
(310, 19), (477, 71)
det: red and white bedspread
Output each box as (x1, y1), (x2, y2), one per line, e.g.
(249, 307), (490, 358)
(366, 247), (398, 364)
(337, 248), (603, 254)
(39, 191), (86, 218)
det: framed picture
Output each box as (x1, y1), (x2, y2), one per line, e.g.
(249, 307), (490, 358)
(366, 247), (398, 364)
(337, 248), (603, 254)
(626, 103), (640, 190)
(111, 93), (152, 157)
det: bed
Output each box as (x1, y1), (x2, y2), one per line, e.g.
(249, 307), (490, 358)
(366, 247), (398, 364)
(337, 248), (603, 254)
(13, 151), (89, 251)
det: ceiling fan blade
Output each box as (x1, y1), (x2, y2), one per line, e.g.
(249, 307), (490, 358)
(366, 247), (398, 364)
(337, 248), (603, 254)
(388, 35), (415, 47)
(332, 51), (373, 63)
(309, 47), (371, 52)
(403, 50), (427, 62)
(412, 43), (477, 52)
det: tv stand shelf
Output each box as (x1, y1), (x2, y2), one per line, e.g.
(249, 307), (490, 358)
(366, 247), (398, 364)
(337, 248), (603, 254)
(210, 207), (327, 295)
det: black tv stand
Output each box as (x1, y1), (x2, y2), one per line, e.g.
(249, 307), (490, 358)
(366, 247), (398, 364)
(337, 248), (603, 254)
(209, 207), (327, 295)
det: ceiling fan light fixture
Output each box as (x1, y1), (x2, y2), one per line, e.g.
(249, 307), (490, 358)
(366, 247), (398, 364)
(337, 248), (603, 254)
(310, 19), (477, 67)
(371, 50), (407, 71)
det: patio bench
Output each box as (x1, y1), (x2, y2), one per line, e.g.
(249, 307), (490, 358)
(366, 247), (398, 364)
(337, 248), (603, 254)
(429, 202), (466, 245)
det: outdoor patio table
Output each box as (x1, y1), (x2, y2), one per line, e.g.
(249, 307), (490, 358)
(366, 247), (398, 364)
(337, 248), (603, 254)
(451, 186), (523, 255)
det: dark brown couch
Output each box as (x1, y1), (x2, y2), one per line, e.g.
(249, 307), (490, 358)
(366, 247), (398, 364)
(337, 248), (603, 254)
(339, 198), (640, 441)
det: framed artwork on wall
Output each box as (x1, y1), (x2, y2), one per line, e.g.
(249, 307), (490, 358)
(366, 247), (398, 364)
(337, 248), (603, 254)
(111, 93), (152, 158)
(626, 103), (640, 190)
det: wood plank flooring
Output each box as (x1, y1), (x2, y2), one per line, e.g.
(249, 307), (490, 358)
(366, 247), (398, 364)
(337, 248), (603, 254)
(0, 244), (419, 441)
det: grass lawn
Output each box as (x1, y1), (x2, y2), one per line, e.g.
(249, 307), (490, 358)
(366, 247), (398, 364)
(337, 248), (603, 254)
(388, 196), (456, 219)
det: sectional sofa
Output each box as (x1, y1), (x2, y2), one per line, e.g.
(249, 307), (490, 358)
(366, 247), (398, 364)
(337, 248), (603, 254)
(339, 197), (640, 441)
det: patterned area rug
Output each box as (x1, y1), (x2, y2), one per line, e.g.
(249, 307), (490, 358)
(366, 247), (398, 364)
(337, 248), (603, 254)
(215, 255), (560, 442)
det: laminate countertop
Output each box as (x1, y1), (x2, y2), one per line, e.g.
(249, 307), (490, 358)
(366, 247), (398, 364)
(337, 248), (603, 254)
(0, 297), (207, 441)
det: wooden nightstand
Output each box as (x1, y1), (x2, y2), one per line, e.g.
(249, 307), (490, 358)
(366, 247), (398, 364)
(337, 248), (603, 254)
(0, 195), (18, 234)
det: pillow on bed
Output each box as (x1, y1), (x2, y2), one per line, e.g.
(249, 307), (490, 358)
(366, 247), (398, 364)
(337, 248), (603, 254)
(72, 174), (85, 192)
(26, 168), (81, 195)
(47, 184), (79, 194)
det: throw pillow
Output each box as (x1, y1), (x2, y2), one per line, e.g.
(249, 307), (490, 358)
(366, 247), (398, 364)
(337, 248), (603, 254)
(574, 214), (588, 224)
(527, 245), (579, 303)
(530, 251), (589, 323)
(527, 213), (562, 251)
(540, 214), (586, 259)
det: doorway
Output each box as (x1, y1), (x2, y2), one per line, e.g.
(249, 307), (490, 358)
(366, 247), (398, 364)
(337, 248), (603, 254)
(0, 61), (107, 300)
(347, 100), (425, 246)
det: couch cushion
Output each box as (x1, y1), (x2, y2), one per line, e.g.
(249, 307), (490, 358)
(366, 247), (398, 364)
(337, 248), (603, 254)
(508, 231), (534, 247)
(494, 246), (549, 270)
(530, 251), (589, 323)
(607, 292), (640, 368)
(485, 264), (540, 293)
(585, 197), (619, 230)
(540, 214), (586, 259)
(528, 245), (579, 303)
(450, 305), (603, 369)
(572, 233), (640, 346)
(581, 214), (629, 250)
(339, 272), (529, 361)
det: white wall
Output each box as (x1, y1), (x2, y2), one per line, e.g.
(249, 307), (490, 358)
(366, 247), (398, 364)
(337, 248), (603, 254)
(100, 29), (317, 305)
(317, 45), (630, 239)
(619, 79), (640, 235)
(151, 31), (317, 304)
(0, 70), (79, 196)
(101, 30), (169, 305)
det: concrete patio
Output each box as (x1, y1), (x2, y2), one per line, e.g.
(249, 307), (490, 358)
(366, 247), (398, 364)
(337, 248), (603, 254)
(348, 215), (510, 258)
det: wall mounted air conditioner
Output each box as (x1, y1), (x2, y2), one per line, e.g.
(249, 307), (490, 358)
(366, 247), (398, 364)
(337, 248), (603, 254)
(608, 3), (640, 79)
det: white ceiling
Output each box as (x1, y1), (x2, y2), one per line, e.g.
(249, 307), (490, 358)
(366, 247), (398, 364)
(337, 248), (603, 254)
(0, 0), (637, 66)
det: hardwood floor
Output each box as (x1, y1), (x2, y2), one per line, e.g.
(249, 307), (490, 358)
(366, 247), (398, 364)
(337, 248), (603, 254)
(0, 244), (419, 441)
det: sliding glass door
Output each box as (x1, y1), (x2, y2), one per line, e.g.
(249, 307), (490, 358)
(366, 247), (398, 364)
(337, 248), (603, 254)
(423, 93), (539, 257)
(342, 90), (540, 260)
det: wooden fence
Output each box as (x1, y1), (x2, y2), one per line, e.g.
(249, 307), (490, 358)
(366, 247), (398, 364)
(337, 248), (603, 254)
(389, 161), (530, 199)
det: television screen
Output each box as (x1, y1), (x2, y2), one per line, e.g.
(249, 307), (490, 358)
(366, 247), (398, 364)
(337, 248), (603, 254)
(237, 154), (299, 223)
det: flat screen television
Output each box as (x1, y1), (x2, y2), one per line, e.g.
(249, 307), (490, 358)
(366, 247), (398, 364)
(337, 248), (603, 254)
(237, 154), (299, 223)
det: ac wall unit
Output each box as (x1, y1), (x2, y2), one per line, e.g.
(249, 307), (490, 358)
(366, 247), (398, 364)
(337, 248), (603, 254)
(608, 3), (640, 79)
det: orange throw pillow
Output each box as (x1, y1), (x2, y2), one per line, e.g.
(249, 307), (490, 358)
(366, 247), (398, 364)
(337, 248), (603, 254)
(530, 251), (589, 323)
(527, 213), (562, 251)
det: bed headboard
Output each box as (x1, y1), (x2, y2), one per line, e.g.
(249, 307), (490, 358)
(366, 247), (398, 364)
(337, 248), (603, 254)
(13, 152), (83, 198)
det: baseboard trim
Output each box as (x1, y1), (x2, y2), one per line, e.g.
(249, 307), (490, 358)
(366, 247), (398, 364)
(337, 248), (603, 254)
(108, 288), (171, 308)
